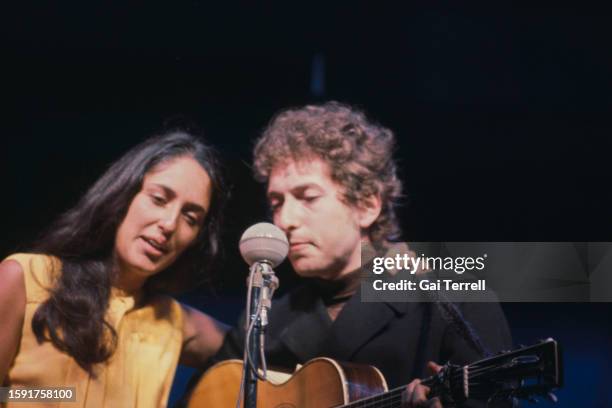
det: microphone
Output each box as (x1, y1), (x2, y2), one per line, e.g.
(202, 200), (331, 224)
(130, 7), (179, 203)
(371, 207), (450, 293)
(239, 222), (289, 267)
(239, 222), (288, 324)
(237, 223), (288, 408)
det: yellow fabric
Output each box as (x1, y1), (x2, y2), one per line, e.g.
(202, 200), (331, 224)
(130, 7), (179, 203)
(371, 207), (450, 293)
(2, 253), (184, 408)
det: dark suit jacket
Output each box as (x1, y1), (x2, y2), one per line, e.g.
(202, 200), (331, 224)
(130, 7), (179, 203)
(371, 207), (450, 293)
(213, 280), (512, 391)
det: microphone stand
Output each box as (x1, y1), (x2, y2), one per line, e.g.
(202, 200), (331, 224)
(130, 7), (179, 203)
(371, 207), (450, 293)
(242, 261), (278, 408)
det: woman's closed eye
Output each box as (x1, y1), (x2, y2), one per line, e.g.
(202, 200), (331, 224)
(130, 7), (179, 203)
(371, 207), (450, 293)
(151, 194), (167, 206)
(183, 212), (198, 226)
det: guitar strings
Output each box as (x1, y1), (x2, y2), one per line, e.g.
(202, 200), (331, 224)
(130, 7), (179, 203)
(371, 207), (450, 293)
(347, 394), (403, 408)
(342, 386), (404, 407)
(338, 360), (510, 407)
(343, 349), (548, 407)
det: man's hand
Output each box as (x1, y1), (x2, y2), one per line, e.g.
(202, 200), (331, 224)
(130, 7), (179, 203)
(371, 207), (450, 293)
(402, 361), (443, 407)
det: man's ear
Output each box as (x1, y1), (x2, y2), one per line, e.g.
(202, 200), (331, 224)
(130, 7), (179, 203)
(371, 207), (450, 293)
(357, 193), (382, 229)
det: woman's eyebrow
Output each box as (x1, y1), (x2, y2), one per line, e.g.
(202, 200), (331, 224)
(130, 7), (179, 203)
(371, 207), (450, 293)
(183, 202), (208, 214)
(150, 183), (176, 198)
(151, 183), (208, 214)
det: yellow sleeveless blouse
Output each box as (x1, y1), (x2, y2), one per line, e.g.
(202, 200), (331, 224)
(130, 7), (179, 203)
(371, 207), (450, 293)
(2, 253), (184, 408)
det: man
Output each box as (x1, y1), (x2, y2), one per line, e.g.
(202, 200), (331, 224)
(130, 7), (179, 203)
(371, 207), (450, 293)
(211, 102), (512, 406)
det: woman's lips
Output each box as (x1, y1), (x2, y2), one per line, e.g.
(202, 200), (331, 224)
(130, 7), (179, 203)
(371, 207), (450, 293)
(141, 237), (167, 257)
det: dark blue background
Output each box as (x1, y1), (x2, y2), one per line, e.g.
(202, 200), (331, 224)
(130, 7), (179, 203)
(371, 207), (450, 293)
(2, 3), (611, 406)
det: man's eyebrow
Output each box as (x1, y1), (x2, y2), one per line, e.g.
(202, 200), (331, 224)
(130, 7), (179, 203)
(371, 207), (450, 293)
(151, 183), (208, 214)
(267, 183), (323, 198)
(292, 183), (323, 195)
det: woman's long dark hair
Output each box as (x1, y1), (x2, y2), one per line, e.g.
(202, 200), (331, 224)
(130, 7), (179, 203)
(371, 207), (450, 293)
(31, 129), (226, 375)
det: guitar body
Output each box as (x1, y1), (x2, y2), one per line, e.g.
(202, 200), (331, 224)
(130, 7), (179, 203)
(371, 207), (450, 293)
(188, 340), (562, 407)
(187, 358), (388, 408)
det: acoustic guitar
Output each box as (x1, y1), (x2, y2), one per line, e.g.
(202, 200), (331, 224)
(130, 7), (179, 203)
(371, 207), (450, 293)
(187, 338), (562, 407)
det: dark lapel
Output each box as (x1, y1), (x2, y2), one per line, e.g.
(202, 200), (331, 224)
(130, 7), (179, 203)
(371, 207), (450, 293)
(277, 286), (334, 362)
(324, 288), (415, 361)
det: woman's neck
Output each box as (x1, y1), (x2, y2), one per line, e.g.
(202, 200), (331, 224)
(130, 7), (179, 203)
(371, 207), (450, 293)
(112, 256), (146, 295)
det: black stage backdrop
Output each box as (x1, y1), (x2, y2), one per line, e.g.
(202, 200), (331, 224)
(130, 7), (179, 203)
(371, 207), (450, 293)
(2, 3), (611, 407)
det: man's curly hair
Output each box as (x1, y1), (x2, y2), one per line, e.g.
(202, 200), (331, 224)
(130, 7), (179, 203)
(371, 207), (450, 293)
(253, 101), (402, 244)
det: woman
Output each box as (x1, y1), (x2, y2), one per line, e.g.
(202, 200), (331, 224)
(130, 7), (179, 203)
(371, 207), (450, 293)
(0, 130), (229, 407)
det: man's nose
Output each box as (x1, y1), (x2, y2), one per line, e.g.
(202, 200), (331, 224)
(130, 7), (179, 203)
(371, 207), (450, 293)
(275, 198), (301, 232)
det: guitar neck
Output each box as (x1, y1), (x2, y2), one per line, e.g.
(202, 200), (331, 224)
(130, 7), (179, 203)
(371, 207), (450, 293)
(342, 385), (407, 408)
(342, 338), (561, 407)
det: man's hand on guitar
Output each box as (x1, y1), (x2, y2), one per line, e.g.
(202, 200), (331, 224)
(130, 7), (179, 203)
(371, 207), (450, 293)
(402, 361), (443, 408)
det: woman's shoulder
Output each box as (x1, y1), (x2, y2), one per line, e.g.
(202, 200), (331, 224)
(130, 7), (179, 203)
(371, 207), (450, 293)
(142, 294), (185, 327)
(0, 257), (26, 295)
(2, 253), (61, 302)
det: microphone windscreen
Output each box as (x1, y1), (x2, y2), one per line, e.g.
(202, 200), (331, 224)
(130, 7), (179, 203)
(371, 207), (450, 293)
(239, 222), (289, 267)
